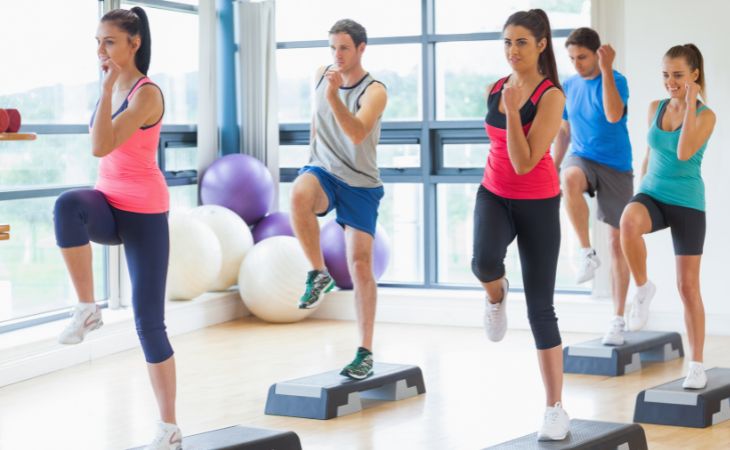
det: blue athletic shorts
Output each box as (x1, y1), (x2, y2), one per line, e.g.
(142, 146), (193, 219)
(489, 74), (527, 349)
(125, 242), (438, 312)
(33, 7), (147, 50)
(298, 165), (384, 237)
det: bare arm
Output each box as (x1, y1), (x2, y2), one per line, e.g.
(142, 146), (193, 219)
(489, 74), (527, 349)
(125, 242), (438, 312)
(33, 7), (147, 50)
(597, 45), (625, 123)
(504, 88), (565, 175)
(677, 84), (715, 161)
(91, 85), (162, 157)
(325, 76), (387, 145)
(553, 120), (571, 169)
(641, 100), (660, 178)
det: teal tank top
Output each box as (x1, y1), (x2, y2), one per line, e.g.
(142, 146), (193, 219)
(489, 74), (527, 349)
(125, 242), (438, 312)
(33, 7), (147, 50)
(639, 99), (711, 211)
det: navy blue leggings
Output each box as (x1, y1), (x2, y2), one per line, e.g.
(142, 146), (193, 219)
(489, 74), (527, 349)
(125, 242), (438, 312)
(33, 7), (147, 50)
(471, 185), (562, 350)
(54, 189), (173, 364)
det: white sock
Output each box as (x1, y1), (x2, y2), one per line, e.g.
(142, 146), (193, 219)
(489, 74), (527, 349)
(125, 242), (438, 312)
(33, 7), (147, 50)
(636, 280), (653, 294)
(581, 247), (595, 256)
(159, 421), (179, 430)
(688, 361), (704, 370)
(76, 302), (96, 311)
(613, 315), (625, 324)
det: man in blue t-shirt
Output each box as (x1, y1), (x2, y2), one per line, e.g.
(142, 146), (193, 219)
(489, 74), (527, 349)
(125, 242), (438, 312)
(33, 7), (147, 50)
(554, 27), (633, 346)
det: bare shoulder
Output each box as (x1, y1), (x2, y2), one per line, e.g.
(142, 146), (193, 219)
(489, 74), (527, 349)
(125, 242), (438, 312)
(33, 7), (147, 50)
(539, 87), (566, 109)
(130, 83), (162, 106)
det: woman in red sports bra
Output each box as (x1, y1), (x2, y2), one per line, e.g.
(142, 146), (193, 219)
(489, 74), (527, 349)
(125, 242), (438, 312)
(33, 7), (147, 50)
(472, 9), (570, 442)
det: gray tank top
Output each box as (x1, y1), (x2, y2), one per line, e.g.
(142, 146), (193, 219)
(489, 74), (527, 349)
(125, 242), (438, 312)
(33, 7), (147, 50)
(308, 67), (384, 188)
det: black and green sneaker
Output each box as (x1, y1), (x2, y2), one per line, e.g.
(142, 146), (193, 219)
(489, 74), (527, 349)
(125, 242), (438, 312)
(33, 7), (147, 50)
(298, 269), (335, 309)
(340, 347), (374, 380)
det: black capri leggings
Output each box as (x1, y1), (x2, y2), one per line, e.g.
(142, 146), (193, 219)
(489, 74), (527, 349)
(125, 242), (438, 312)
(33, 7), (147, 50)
(471, 185), (562, 350)
(54, 189), (173, 364)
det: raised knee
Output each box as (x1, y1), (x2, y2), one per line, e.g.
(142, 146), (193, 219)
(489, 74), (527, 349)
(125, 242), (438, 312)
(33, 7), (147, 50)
(562, 169), (586, 194)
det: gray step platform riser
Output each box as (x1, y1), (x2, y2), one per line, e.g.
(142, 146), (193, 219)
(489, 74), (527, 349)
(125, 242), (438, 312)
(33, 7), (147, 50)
(564, 332), (683, 376)
(482, 420), (647, 450)
(128, 427), (301, 450)
(265, 364), (426, 420)
(265, 377), (425, 419)
(634, 367), (730, 428)
(635, 393), (730, 428)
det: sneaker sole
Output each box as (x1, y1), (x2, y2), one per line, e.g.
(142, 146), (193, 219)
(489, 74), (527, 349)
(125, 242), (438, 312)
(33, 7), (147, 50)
(537, 431), (570, 441)
(340, 369), (374, 380)
(58, 319), (104, 345)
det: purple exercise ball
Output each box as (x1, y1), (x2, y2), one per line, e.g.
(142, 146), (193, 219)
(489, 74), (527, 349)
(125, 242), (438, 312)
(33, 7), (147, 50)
(252, 211), (295, 243)
(320, 219), (391, 290)
(200, 154), (274, 225)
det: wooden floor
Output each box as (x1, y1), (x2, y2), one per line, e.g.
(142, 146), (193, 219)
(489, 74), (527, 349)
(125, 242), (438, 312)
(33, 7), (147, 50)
(0, 318), (728, 450)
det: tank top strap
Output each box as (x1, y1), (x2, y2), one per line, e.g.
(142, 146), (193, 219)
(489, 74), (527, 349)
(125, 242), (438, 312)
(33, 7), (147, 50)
(490, 76), (510, 95)
(529, 78), (556, 105)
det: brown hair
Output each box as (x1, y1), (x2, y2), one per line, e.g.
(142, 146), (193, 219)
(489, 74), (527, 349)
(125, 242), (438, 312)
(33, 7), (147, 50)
(101, 7), (152, 75)
(665, 44), (706, 100)
(503, 9), (562, 90)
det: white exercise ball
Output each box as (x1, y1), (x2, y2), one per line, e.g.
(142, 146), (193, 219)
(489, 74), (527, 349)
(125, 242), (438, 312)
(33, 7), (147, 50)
(166, 213), (222, 300)
(189, 205), (253, 291)
(238, 236), (315, 323)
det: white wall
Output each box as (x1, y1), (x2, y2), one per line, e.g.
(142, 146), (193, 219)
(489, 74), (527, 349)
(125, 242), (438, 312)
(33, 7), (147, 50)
(608, 0), (730, 326)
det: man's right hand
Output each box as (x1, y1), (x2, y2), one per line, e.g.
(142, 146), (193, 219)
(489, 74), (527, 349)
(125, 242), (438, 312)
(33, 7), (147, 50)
(597, 44), (616, 74)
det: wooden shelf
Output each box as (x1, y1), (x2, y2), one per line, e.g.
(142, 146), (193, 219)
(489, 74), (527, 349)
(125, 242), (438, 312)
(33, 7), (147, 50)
(0, 133), (37, 141)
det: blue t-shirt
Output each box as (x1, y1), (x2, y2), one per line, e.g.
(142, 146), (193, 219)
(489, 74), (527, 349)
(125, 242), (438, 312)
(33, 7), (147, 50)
(562, 70), (632, 172)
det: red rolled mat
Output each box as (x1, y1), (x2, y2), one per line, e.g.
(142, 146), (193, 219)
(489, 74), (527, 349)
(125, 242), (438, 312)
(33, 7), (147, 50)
(6, 109), (21, 132)
(0, 109), (9, 133)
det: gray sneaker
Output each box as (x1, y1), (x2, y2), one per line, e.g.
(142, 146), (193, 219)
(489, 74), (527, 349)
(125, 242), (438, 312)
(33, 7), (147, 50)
(58, 304), (103, 345)
(340, 347), (374, 380)
(298, 270), (335, 309)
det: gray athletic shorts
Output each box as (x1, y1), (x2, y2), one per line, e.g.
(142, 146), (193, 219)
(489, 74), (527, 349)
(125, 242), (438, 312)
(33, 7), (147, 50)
(563, 154), (633, 228)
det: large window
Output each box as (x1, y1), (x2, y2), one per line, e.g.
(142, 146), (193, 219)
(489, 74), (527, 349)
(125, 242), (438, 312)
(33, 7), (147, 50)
(0, 1), (199, 330)
(122, 1), (199, 124)
(276, 0), (591, 290)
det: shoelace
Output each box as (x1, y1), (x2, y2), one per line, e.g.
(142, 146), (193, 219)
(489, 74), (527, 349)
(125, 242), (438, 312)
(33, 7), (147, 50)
(65, 309), (91, 329)
(487, 301), (501, 316)
(611, 320), (625, 332)
(544, 409), (561, 425)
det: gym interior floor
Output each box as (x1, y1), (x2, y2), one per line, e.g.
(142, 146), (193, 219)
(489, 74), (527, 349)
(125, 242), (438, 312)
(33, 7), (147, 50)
(0, 317), (728, 449)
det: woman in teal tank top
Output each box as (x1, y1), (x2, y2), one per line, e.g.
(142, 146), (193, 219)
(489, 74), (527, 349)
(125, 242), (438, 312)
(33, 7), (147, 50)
(620, 44), (716, 389)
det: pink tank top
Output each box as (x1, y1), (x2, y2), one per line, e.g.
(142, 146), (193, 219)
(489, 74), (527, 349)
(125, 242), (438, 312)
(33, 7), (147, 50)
(94, 77), (169, 214)
(481, 76), (560, 199)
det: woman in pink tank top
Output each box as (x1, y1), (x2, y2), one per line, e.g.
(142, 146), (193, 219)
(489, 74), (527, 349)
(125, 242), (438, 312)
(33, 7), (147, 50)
(472, 9), (571, 442)
(53, 7), (183, 449)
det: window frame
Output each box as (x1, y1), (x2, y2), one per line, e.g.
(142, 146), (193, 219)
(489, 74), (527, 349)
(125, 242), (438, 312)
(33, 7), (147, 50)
(277, 0), (593, 291)
(0, 0), (199, 333)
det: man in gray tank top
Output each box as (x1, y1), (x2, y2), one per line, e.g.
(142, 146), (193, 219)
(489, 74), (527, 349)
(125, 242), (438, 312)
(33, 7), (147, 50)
(289, 19), (387, 380)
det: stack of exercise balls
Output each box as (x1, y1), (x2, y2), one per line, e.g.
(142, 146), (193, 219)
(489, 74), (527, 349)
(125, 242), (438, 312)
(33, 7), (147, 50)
(0, 108), (22, 133)
(165, 153), (392, 323)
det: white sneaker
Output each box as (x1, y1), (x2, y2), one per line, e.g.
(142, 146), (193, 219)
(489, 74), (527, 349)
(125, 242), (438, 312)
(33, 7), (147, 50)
(145, 422), (183, 450)
(628, 281), (656, 331)
(483, 278), (509, 342)
(576, 248), (601, 284)
(601, 316), (626, 346)
(682, 362), (708, 389)
(58, 303), (103, 345)
(537, 402), (570, 441)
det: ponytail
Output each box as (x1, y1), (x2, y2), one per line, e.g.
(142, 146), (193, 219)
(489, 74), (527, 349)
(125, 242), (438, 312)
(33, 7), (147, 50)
(503, 8), (562, 90)
(101, 7), (152, 75)
(665, 43), (705, 101)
